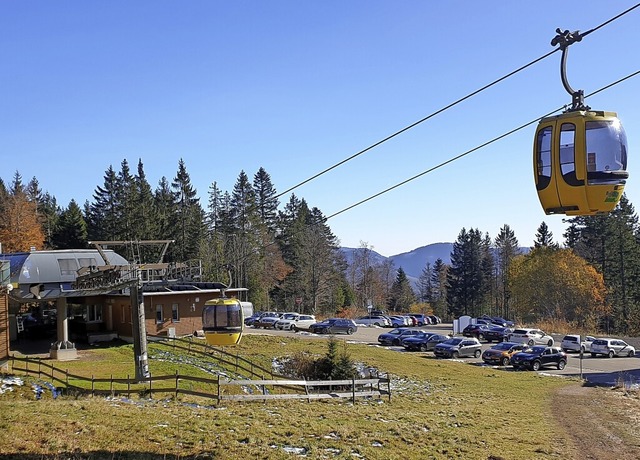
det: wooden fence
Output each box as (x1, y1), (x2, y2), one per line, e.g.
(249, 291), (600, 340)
(8, 353), (391, 404)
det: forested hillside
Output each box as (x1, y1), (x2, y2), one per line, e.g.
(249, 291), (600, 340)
(1, 161), (639, 334)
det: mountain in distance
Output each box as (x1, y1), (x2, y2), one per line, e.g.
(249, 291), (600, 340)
(340, 242), (453, 281)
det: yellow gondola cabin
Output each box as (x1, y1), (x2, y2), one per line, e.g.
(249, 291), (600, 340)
(202, 297), (244, 346)
(534, 110), (628, 215)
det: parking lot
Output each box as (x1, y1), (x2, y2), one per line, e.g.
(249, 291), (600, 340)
(245, 322), (640, 387)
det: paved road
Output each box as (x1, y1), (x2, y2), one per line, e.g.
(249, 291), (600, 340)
(245, 323), (640, 387)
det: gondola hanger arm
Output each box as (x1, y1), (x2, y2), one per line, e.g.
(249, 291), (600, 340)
(551, 28), (590, 111)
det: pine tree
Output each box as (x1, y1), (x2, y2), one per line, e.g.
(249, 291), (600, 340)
(446, 228), (490, 317)
(388, 267), (416, 311)
(87, 166), (120, 241)
(52, 200), (88, 249)
(431, 258), (449, 319)
(134, 159), (157, 243)
(534, 221), (559, 249)
(39, 192), (60, 249)
(252, 167), (279, 232)
(153, 176), (177, 258)
(417, 262), (433, 303)
(170, 159), (205, 262)
(494, 224), (521, 319)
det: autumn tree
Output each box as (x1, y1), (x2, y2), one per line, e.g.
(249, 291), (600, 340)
(564, 195), (640, 334)
(0, 172), (45, 252)
(509, 247), (608, 329)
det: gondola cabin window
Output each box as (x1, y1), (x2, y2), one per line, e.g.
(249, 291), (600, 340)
(585, 119), (628, 185)
(560, 123), (579, 185)
(536, 126), (552, 189)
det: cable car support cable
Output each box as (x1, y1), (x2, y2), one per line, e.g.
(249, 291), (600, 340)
(276, 3), (640, 200)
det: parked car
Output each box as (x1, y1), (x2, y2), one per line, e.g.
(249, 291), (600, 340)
(560, 334), (597, 353)
(402, 333), (450, 352)
(590, 338), (636, 358)
(484, 326), (513, 343)
(378, 328), (423, 346)
(480, 315), (515, 327)
(244, 312), (262, 327)
(481, 342), (528, 366)
(510, 346), (567, 371)
(275, 314), (317, 331)
(462, 323), (491, 339)
(354, 315), (391, 327)
(508, 328), (554, 346)
(253, 312), (283, 329)
(434, 337), (482, 359)
(389, 315), (412, 327)
(428, 315), (442, 324)
(408, 314), (430, 326)
(309, 318), (358, 335)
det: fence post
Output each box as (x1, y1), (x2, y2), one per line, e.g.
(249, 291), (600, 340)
(216, 375), (220, 405)
(65, 369), (69, 389)
(38, 357), (42, 378)
(262, 374), (267, 403)
(91, 375), (95, 396)
(235, 353), (238, 372)
(351, 375), (356, 404)
(110, 374), (114, 397)
(175, 370), (179, 400)
(127, 374), (131, 399)
(148, 373), (152, 399)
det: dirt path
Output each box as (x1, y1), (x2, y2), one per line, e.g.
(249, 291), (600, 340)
(552, 383), (640, 460)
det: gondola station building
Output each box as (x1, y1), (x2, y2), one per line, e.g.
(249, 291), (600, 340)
(0, 245), (247, 365)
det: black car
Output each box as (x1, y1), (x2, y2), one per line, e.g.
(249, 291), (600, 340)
(462, 323), (491, 339)
(402, 333), (450, 352)
(480, 315), (515, 327)
(484, 326), (513, 343)
(309, 318), (358, 335)
(510, 346), (567, 371)
(378, 328), (423, 346)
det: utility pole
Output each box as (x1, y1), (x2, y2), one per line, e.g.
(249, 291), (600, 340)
(130, 280), (150, 381)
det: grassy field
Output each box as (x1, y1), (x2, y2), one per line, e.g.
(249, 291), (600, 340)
(0, 335), (582, 459)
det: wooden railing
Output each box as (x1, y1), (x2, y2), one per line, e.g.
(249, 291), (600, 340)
(9, 353), (391, 404)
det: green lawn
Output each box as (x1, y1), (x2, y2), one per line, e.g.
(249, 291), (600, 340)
(0, 335), (579, 459)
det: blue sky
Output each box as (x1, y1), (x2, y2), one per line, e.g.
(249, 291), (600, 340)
(2, 2), (639, 256)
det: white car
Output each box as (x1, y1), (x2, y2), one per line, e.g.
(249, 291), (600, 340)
(508, 328), (554, 347)
(561, 334), (596, 353)
(355, 315), (392, 327)
(389, 315), (412, 327)
(590, 338), (636, 358)
(275, 314), (316, 331)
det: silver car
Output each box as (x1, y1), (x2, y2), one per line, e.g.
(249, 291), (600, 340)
(590, 338), (636, 358)
(560, 334), (596, 353)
